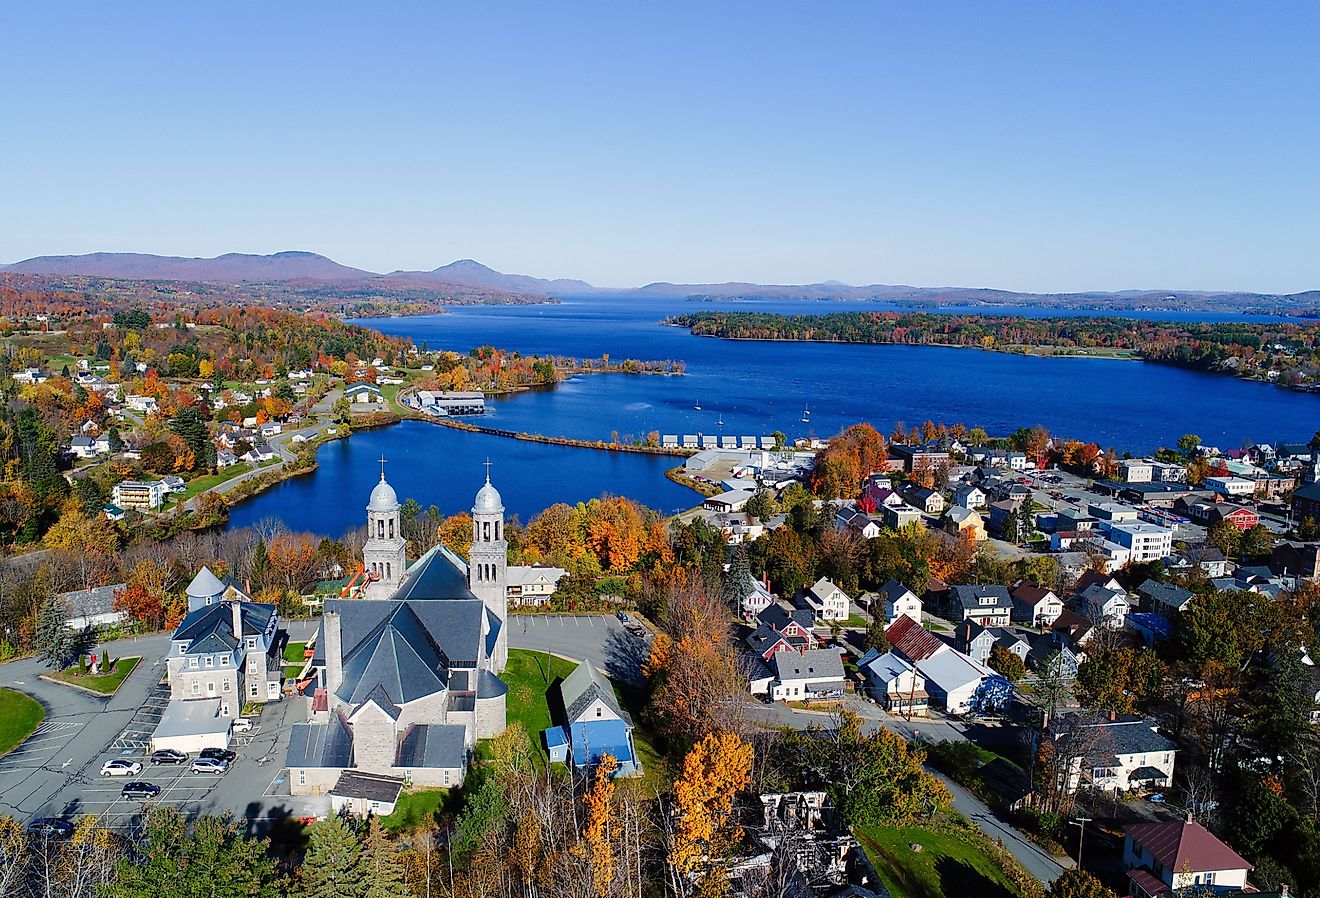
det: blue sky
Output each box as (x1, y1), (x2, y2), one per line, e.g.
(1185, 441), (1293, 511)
(2, 3), (1317, 292)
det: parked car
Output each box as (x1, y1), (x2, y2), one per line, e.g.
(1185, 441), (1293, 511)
(26, 818), (74, 839)
(100, 759), (143, 777)
(191, 757), (229, 775)
(231, 718), (253, 733)
(121, 782), (161, 800)
(616, 612), (630, 623)
(199, 747), (236, 763)
(150, 749), (188, 765)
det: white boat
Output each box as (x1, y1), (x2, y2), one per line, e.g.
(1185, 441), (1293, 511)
(801, 403), (811, 423)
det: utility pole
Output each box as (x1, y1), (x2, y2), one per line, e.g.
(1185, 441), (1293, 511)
(1068, 815), (1093, 869)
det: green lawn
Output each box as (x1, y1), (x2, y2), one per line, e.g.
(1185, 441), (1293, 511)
(843, 613), (869, 628)
(47, 656), (141, 695)
(170, 464), (252, 502)
(379, 789), (449, 833)
(283, 641), (308, 663)
(500, 648), (578, 760)
(856, 825), (1024, 898)
(283, 665), (306, 681)
(0, 688), (45, 756)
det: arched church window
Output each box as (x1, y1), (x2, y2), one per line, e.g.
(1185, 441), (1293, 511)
(388, 519), (394, 539)
(496, 521), (501, 540)
(377, 519), (384, 539)
(386, 562), (391, 579)
(483, 521), (490, 542)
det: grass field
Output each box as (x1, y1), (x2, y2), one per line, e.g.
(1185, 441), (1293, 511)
(47, 656), (141, 695)
(0, 688), (45, 756)
(500, 649), (578, 761)
(283, 641), (308, 663)
(166, 464), (253, 504)
(379, 789), (449, 833)
(856, 825), (1024, 898)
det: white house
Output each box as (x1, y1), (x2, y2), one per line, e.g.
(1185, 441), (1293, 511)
(1123, 820), (1250, 898)
(1100, 520), (1173, 564)
(1204, 475), (1256, 498)
(799, 577), (850, 622)
(125, 395), (159, 413)
(506, 564), (568, 607)
(767, 648), (845, 702)
(1051, 712), (1176, 795)
(914, 649), (996, 716)
(69, 436), (100, 459)
(58, 583), (128, 630)
(952, 484), (987, 509)
(858, 649), (928, 717)
(1077, 583), (1131, 628)
(1010, 584), (1064, 627)
(877, 579), (922, 625)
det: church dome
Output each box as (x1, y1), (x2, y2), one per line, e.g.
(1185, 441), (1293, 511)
(367, 475), (399, 512)
(473, 478), (503, 514)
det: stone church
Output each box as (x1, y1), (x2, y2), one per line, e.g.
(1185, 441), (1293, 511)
(287, 470), (509, 796)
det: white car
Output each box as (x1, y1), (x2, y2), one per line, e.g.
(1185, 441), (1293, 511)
(99, 759), (143, 777)
(231, 718), (252, 733)
(190, 757), (229, 775)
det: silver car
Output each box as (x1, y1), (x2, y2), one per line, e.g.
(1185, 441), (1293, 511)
(190, 757), (229, 775)
(99, 759), (143, 777)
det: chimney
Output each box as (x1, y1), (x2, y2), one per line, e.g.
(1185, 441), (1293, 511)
(324, 611), (343, 698)
(230, 598), (243, 646)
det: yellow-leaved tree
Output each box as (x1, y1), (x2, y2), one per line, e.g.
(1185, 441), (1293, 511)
(668, 731), (753, 895)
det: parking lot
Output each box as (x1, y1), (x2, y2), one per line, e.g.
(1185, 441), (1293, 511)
(0, 622), (324, 833)
(508, 613), (651, 683)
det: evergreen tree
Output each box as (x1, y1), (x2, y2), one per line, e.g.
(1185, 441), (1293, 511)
(16, 407), (63, 498)
(298, 816), (365, 898)
(721, 545), (754, 606)
(360, 818), (410, 898)
(169, 406), (212, 473)
(109, 808), (282, 898)
(864, 616), (890, 652)
(34, 595), (74, 669)
(107, 426), (124, 452)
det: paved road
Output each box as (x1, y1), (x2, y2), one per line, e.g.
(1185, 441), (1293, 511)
(0, 621), (320, 830)
(937, 772), (1069, 884)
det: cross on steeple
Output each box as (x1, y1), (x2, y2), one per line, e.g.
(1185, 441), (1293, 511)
(483, 457), (492, 483)
(379, 454), (387, 481)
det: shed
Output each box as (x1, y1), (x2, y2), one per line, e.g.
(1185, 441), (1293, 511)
(329, 770), (405, 816)
(150, 699), (232, 753)
(543, 726), (569, 764)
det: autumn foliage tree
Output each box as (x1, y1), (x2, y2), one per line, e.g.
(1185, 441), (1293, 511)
(810, 423), (888, 498)
(667, 732), (753, 896)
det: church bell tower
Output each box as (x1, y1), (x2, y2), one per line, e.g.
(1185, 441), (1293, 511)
(468, 464), (508, 670)
(363, 459), (406, 599)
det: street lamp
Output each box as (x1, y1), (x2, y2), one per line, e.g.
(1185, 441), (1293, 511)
(1068, 816), (1093, 869)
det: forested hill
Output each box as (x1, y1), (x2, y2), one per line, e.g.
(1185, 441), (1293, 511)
(669, 310), (1320, 389)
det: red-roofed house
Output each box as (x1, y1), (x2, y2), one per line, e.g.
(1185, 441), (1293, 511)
(1123, 819), (1251, 896)
(886, 614), (946, 662)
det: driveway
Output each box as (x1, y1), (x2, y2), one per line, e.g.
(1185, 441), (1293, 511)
(0, 621), (320, 830)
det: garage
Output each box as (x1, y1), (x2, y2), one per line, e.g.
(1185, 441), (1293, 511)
(150, 699), (232, 753)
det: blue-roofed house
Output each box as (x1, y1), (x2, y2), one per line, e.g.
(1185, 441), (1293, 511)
(543, 726), (569, 764)
(558, 660), (640, 777)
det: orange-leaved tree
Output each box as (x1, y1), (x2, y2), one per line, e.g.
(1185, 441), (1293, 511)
(668, 732), (753, 893)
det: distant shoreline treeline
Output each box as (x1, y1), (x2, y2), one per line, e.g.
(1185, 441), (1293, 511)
(668, 310), (1320, 390)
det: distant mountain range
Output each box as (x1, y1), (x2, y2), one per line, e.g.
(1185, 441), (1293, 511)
(4, 250), (1316, 311)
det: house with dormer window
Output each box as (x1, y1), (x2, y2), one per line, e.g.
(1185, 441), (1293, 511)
(166, 568), (282, 716)
(949, 585), (1013, 627)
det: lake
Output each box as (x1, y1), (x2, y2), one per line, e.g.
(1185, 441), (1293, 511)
(228, 295), (1320, 535)
(352, 296), (1320, 453)
(225, 420), (698, 538)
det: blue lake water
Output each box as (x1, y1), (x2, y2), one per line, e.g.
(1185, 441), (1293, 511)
(225, 420), (697, 537)
(227, 296), (1320, 536)
(352, 296), (1320, 452)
